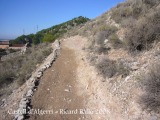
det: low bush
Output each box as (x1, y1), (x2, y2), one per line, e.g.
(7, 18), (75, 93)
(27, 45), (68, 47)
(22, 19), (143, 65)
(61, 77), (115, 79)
(125, 9), (160, 52)
(0, 49), (7, 57)
(90, 26), (118, 54)
(108, 33), (123, 48)
(143, 0), (158, 7)
(121, 17), (136, 28)
(96, 58), (117, 78)
(99, 25), (118, 33)
(111, 0), (159, 23)
(94, 46), (109, 54)
(111, 5), (133, 23)
(139, 62), (160, 113)
(95, 57), (130, 78)
(0, 61), (15, 87)
(116, 60), (130, 77)
(0, 43), (52, 87)
(95, 31), (109, 46)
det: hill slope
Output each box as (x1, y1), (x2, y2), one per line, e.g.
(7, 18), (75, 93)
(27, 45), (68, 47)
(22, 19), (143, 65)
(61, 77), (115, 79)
(11, 16), (89, 44)
(1, 0), (160, 120)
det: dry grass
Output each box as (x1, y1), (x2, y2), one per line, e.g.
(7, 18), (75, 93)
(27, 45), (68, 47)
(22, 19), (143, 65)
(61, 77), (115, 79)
(111, 0), (159, 23)
(0, 43), (52, 87)
(94, 56), (130, 78)
(139, 62), (160, 113)
(125, 9), (160, 52)
(109, 0), (160, 53)
(108, 33), (123, 48)
(95, 57), (117, 78)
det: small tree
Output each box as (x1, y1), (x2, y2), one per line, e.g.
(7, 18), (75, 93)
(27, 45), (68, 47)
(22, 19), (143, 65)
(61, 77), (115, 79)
(32, 33), (43, 45)
(42, 34), (55, 43)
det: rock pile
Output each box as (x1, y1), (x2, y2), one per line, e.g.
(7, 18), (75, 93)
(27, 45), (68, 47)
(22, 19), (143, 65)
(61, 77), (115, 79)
(13, 40), (60, 120)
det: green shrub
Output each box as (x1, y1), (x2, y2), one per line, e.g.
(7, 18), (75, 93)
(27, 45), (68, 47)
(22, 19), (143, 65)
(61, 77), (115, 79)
(32, 33), (43, 45)
(11, 16), (89, 45)
(42, 34), (56, 42)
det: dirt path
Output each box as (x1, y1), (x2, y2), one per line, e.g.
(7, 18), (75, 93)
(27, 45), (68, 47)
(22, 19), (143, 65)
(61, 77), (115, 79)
(29, 46), (85, 120)
(29, 36), (108, 120)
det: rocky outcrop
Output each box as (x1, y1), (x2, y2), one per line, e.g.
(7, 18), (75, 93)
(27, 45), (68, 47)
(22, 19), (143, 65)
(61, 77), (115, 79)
(13, 40), (60, 120)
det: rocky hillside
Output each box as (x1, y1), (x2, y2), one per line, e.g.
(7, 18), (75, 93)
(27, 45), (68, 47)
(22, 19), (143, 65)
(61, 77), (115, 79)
(65, 0), (160, 119)
(0, 0), (160, 120)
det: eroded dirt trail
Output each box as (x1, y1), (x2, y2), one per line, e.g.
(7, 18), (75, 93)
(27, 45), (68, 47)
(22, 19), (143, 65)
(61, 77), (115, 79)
(29, 45), (85, 120)
(29, 36), (108, 120)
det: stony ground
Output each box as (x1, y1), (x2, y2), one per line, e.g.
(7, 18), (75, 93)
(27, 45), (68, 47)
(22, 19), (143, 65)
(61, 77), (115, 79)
(29, 46), (85, 120)
(28, 36), (110, 120)
(1, 35), (160, 120)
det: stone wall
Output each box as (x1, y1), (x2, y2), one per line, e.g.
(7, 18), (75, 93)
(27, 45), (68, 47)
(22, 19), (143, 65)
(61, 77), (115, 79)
(13, 40), (60, 120)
